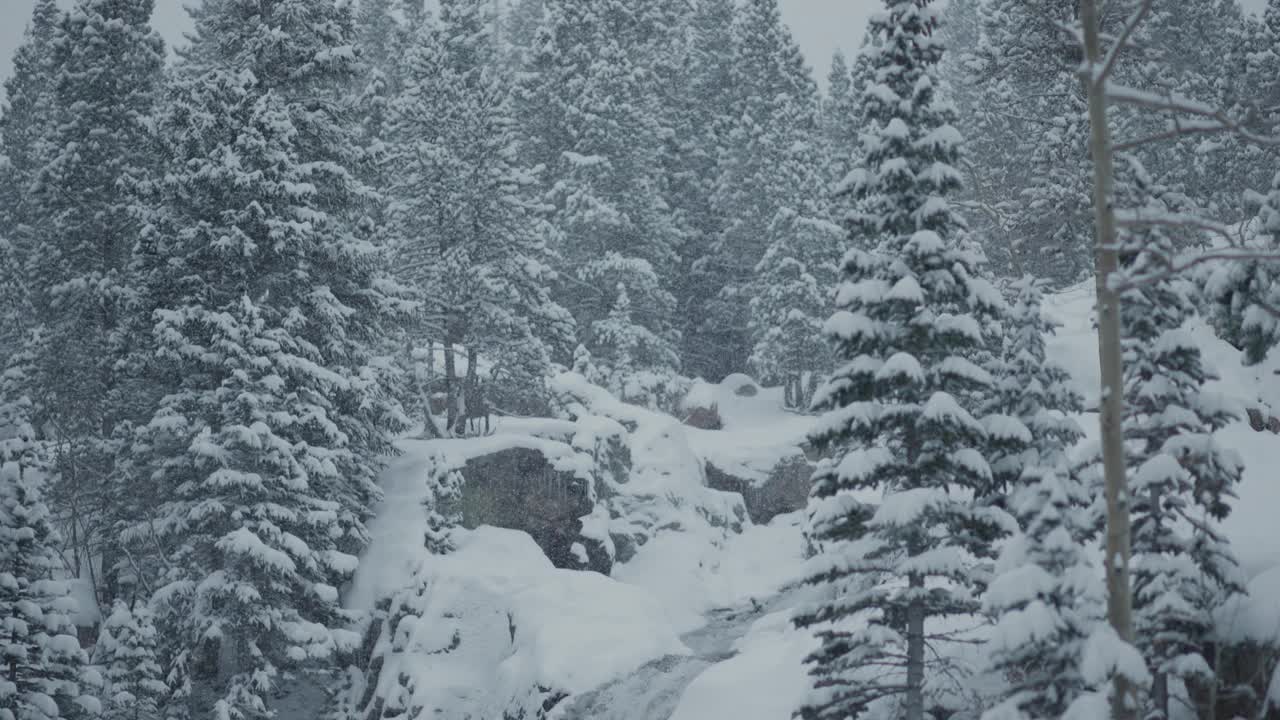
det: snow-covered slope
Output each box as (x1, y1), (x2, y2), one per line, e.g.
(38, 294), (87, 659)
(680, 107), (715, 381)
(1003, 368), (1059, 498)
(1046, 281), (1280, 578)
(338, 281), (1280, 720)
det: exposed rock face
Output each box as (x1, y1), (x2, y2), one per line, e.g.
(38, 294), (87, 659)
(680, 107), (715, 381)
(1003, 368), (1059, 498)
(682, 404), (722, 431)
(1246, 407), (1280, 434)
(705, 453), (811, 525)
(460, 447), (611, 574)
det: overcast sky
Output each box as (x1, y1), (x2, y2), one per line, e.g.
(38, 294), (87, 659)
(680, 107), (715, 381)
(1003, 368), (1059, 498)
(0, 0), (875, 98)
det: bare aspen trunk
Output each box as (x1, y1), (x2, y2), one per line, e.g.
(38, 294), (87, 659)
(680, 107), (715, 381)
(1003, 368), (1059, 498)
(905, 573), (925, 720)
(1080, 1), (1136, 718)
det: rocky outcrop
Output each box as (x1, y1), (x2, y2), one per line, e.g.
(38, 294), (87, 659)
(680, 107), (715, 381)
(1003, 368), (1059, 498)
(705, 453), (812, 525)
(682, 404), (722, 431)
(460, 447), (611, 574)
(1246, 406), (1280, 434)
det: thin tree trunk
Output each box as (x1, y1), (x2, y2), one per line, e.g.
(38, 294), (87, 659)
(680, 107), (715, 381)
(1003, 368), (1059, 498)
(905, 573), (925, 720)
(444, 342), (458, 437)
(1153, 671), (1168, 720)
(1080, 1), (1136, 718)
(460, 347), (479, 436)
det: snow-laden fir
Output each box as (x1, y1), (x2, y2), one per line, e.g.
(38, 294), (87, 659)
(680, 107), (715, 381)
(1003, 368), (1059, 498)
(5, 0), (1280, 719)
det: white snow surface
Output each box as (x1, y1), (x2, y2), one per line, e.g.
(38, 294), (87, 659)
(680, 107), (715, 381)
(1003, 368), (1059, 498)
(344, 279), (1280, 719)
(668, 609), (818, 720)
(355, 526), (688, 719)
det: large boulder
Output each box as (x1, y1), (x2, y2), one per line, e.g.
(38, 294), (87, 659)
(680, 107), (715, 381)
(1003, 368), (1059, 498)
(705, 453), (812, 525)
(679, 380), (723, 430)
(460, 446), (612, 574)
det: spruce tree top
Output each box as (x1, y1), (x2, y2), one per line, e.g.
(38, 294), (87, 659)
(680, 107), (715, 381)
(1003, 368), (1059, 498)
(814, 0), (1001, 425)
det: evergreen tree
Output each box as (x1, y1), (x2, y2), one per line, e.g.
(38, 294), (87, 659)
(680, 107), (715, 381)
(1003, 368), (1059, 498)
(388, 0), (572, 429)
(0, 0), (61, 254)
(1126, 0), (1251, 222)
(982, 464), (1105, 720)
(980, 278), (1101, 719)
(515, 0), (683, 375)
(821, 48), (866, 190)
(960, 0), (1093, 283)
(1204, 166), (1280, 366)
(748, 206), (842, 410)
(589, 283), (680, 403)
(502, 0), (545, 71)
(983, 279), (1085, 499)
(1116, 164), (1247, 720)
(667, 0), (738, 378)
(19, 0), (165, 606)
(0, 401), (98, 720)
(701, 0), (820, 380)
(0, 240), (32, 362)
(97, 602), (165, 720)
(125, 1), (412, 714)
(797, 2), (1006, 718)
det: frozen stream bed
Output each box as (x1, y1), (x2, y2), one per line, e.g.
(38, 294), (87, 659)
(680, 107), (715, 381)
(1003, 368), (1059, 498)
(552, 603), (762, 720)
(552, 588), (816, 720)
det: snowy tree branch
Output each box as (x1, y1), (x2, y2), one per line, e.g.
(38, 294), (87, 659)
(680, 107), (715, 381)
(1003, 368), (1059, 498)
(1095, 0), (1151, 88)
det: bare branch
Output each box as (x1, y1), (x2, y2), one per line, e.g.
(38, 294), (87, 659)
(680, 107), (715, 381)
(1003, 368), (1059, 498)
(1108, 85), (1280, 149)
(1096, 0), (1152, 87)
(1115, 211), (1238, 243)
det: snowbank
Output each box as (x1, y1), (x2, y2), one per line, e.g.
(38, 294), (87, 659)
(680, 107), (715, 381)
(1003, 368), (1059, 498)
(668, 610), (818, 720)
(614, 511), (808, 633)
(345, 526), (687, 720)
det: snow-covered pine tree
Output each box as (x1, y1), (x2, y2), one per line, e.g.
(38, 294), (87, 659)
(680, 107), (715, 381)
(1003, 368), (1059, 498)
(821, 48), (867, 191)
(797, 2), (1006, 718)
(576, 254), (680, 402)
(0, 398), (99, 720)
(589, 283), (681, 404)
(1201, 1), (1280, 365)
(0, 0), (61, 254)
(502, 0), (545, 71)
(983, 278), (1085, 500)
(388, 0), (571, 429)
(352, 0), (408, 239)
(20, 0), (165, 601)
(1116, 163), (1247, 720)
(982, 463), (1105, 720)
(667, 0), (739, 378)
(980, 278), (1102, 719)
(1204, 164), (1280, 366)
(960, 0), (1093, 283)
(424, 452), (465, 555)
(0, 240), (31, 362)
(702, 0), (820, 380)
(1124, 0), (1252, 223)
(96, 602), (165, 720)
(515, 0), (682, 380)
(748, 203), (842, 410)
(124, 0), (412, 713)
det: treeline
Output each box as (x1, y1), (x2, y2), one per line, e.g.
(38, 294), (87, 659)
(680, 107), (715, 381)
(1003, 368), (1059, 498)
(0, 0), (856, 718)
(798, 1), (1280, 720)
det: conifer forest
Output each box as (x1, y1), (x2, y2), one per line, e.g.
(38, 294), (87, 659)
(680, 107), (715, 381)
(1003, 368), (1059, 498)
(7, 0), (1280, 718)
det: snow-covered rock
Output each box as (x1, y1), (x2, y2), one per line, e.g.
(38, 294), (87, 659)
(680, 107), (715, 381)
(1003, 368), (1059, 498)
(338, 527), (688, 720)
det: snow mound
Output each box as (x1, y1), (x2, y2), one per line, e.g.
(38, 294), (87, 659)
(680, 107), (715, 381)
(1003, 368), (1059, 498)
(614, 511), (808, 633)
(342, 527), (688, 720)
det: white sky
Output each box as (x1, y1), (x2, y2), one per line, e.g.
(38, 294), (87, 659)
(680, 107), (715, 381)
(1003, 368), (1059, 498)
(0, 0), (1267, 100)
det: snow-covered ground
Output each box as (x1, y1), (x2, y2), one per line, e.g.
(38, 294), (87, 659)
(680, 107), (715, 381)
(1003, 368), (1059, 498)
(339, 280), (1280, 720)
